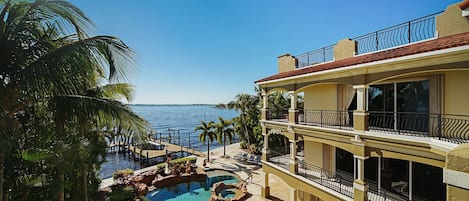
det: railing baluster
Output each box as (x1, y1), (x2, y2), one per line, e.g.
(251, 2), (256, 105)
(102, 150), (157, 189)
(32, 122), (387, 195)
(408, 21), (411, 43)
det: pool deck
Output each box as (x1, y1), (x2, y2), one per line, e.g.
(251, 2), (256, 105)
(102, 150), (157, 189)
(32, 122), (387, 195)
(100, 142), (289, 201)
(202, 143), (289, 201)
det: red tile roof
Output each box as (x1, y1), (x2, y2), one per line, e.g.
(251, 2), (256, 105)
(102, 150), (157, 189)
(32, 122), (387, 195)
(255, 32), (469, 83)
(460, 0), (469, 10)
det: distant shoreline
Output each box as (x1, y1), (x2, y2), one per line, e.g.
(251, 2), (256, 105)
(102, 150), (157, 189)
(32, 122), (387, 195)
(128, 104), (217, 107)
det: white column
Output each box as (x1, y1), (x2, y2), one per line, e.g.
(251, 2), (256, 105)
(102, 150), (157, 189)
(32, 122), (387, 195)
(354, 155), (365, 181)
(378, 156), (382, 192)
(262, 90), (268, 121)
(289, 186), (298, 201)
(354, 157), (357, 180)
(262, 134), (270, 155)
(353, 85), (369, 111)
(262, 90), (268, 110)
(289, 91), (297, 110)
(289, 140), (297, 162)
(409, 161), (413, 200)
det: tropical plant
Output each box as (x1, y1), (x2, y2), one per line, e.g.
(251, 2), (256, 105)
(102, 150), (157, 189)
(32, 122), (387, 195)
(0, 1), (151, 200)
(215, 117), (234, 157)
(194, 121), (216, 161)
(227, 94), (260, 146)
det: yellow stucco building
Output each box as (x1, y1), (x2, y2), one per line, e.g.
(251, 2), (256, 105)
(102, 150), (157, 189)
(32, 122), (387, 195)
(256, 1), (469, 201)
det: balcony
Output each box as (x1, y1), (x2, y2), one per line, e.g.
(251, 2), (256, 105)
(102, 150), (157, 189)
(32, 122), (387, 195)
(298, 110), (353, 131)
(295, 12), (441, 69)
(264, 109), (469, 144)
(266, 109), (289, 122)
(369, 111), (469, 144)
(267, 151), (408, 201)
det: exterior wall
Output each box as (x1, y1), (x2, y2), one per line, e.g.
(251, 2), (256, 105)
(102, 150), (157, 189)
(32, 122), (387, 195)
(445, 143), (469, 201)
(334, 38), (356, 61)
(299, 190), (324, 201)
(278, 54), (297, 73)
(304, 141), (323, 168)
(304, 84), (338, 110)
(436, 3), (469, 38)
(444, 71), (469, 115)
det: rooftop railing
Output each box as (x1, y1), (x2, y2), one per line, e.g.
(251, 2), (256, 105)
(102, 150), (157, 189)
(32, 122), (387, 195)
(353, 12), (442, 55)
(295, 45), (335, 68)
(294, 11), (442, 68)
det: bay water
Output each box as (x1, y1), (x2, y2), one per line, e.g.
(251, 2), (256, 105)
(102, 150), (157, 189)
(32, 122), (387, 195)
(99, 105), (238, 178)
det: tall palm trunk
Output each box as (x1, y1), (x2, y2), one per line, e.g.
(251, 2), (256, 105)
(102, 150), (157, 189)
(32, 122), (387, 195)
(79, 119), (88, 201)
(57, 169), (64, 201)
(223, 133), (226, 157)
(55, 112), (65, 201)
(81, 167), (88, 201)
(207, 141), (210, 161)
(0, 152), (4, 201)
(241, 113), (250, 146)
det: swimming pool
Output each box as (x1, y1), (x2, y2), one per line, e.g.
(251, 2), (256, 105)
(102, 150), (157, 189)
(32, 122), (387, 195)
(145, 170), (240, 201)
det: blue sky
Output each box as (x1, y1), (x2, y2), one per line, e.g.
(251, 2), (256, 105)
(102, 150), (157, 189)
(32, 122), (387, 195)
(70, 0), (460, 104)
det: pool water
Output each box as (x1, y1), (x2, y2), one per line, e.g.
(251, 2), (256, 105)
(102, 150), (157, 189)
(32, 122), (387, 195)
(146, 174), (239, 201)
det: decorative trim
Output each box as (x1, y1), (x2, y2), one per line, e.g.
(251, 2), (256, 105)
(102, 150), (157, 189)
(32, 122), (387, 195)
(444, 168), (469, 189)
(353, 182), (365, 191)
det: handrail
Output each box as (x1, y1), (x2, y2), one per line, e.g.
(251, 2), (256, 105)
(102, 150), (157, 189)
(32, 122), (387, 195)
(267, 150), (290, 170)
(299, 110), (354, 130)
(297, 159), (354, 198)
(295, 45), (335, 68)
(368, 111), (469, 144)
(292, 11), (442, 68)
(353, 12), (442, 55)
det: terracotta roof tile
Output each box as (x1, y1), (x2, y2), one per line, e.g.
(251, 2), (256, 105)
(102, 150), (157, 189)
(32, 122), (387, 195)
(460, 0), (469, 10)
(255, 32), (469, 83)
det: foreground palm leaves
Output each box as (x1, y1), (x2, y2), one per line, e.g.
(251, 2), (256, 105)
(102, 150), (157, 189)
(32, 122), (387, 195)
(0, 1), (151, 200)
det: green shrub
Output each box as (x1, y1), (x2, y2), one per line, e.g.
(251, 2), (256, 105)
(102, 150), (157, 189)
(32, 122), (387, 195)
(240, 141), (248, 149)
(155, 157), (196, 168)
(113, 169), (134, 180)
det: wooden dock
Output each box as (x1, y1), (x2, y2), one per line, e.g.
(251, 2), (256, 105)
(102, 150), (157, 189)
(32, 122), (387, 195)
(108, 138), (204, 164)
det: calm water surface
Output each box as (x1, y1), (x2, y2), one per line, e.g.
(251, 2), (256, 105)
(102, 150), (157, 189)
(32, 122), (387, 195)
(99, 105), (238, 178)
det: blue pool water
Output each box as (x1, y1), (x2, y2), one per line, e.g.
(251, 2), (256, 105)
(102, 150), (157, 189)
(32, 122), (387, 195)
(146, 173), (239, 201)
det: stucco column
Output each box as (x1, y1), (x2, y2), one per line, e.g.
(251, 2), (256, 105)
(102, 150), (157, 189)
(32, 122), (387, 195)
(353, 155), (368, 201)
(262, 172), (271, 198)
(261, 89), (268, 121)
(288, 91), (298, 124)
(289, 139), (298, 174)
(444, 144), (469, 200)
(261, 133), (270, 161)
(353, 85), (369, 131)
(289, 186), (298, 201)
(352, 136), (368, 201)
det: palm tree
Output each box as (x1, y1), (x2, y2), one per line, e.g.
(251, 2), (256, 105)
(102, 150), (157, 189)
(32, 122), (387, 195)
(195, 121), (216, 162)
(215, 117), (234, 157)
(0, 1), (150, 200)
(227, 94), (260, 147)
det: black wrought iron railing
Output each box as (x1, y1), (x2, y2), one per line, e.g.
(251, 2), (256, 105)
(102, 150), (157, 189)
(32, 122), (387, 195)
(353, 12), (442, 55)
(369, 111), (469, 144)
(297, 160), (354, 198)
(267, 150), (290, 170)
(293, 12), (442, 69)
(299, 110), (354, 130)
(295, 45), (335, 68)
(266, 109), (289, 122)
